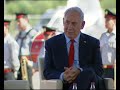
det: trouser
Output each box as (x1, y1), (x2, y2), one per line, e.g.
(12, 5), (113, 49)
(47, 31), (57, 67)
(102, 68), (114, 79)
(4, 72), (15, 80)
(17, 65), (33, 89)
(63, 69), (101, 90)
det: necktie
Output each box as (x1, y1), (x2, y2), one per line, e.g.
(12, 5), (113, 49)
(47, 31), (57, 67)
(69, 40), (74, 67)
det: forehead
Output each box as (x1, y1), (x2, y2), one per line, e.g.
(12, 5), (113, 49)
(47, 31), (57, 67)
(105, 16), (115, 21)
(64, 11), (81, 21)
(17, 18), (25, 22)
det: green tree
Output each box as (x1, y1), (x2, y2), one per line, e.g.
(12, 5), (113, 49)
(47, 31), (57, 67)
(6, 0), (67, 15)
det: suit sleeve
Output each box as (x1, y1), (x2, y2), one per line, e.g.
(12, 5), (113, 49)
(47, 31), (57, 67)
(93, 40), (103, 76)
(43, 40), (62, 80)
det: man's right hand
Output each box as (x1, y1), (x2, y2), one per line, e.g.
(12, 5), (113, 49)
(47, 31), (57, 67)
(63, 67), (80, 83)
(21, 56), (28, 64)
(63, 67), (73, 83)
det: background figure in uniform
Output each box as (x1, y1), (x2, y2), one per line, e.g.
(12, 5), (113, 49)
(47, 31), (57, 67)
(15, 13), (37, 89)
(25, 26), (56, 71)
(43, 7), (103, 90)
(4, 19), (20, 80)
(100, 9), (116, 79)
(39, 26), (56, 58)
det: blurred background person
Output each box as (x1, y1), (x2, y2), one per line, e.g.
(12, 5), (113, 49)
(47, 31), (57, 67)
(4, 19), (20, 80)
(100, 9), (116, 79)
(39, 26), (56, 58)
(26, 26), (56, 71)
(23, 26), (56, 89)
(15, 13), (38, 89)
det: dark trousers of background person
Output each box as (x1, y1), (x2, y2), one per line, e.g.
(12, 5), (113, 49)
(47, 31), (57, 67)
(62, 69), (103, 90)
(17, 65), (33, 89)
(4, 72), (15, 80)
(102, 68), (114, 79)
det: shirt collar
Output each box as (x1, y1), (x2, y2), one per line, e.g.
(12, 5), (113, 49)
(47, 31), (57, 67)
(21, 25), (32, 34)
(64, 33), (80, 44)
(25, 25), (32, 33)
(20, 25), (32, 37)
(106, 29), (116, 36)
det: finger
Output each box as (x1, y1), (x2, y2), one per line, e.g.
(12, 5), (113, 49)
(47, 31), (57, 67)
(69, 73), (75, 78)
(64, 67), (73, 70)
(68, 80), (73, 83)
(66, 76), (72, 82)
(64, 73), (72, 81)
(68, 78), (73, 83)
(67, 67), (73, 71)
(64, 67), (68, 70)
(64, 67), (71, 74)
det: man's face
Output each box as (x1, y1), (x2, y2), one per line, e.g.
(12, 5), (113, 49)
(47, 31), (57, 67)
(17, 18), (28, 30)
(105, 17), (116, 32)
(44, 32), (55, 40)
(63, 11), (85, 39)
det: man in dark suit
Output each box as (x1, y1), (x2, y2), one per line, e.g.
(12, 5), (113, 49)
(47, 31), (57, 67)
(43, 7), (103, 90)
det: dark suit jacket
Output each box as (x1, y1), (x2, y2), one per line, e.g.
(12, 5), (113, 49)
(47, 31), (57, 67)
(43, 33), (103, 80)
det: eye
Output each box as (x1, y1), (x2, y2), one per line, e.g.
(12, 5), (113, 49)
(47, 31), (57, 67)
(65, 20), (70, 24)
(72, 22), (77, 26)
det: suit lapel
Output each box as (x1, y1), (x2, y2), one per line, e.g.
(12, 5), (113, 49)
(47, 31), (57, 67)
(79, 33), (88, 66)
(59, 34), (69, 67)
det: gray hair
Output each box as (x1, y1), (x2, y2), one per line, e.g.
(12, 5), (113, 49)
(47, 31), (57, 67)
(64, 7), (84, 21)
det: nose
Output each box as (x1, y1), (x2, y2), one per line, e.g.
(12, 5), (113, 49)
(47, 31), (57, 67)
(68, 23), (73, 30)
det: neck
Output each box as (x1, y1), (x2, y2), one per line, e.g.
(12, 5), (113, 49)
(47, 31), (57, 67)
(107, 29), (113, 33)
(21, 24), (31, 31)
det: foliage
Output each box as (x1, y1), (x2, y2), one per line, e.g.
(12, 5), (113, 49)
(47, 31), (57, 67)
(5, 0), (116, 15)
(6, 0), (67, 15)
(100, 0), (116, 10)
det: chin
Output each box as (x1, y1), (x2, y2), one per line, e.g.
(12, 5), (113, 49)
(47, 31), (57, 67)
(68, 36), (74, 39)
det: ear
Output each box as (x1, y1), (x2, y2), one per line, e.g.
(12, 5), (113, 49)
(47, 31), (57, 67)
(81, 21), (85, 29)
(63, 18), (64, 24)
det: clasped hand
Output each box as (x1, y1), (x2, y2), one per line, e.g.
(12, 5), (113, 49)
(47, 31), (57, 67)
(63, 66), (80, 83)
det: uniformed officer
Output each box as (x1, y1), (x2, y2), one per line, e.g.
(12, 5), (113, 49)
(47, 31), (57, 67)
(25, 26), (56, 71)
(4, 19), (20, 80)
(15, 13), (38, 89)
(100, 9), (116, 79)
(39, 26), (56, 57)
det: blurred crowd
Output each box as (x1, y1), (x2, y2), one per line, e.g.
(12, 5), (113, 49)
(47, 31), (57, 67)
(4, 0), (116, 89)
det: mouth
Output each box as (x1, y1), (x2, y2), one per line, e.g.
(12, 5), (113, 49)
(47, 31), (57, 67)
(67, 32), (74, 37)
(68, 32), (74, 34)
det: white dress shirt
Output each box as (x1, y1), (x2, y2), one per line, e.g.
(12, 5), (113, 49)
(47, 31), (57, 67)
(16, 25), (37, 56)
(4, 34), (20, 72)
(100, 30), (116, 65)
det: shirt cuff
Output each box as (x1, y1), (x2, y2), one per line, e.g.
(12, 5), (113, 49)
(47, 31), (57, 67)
(60, 72), (64, 81)
(60, 72), (68, 83)
(76, 66), (83, 72)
